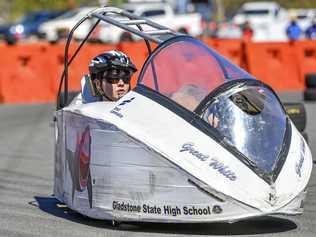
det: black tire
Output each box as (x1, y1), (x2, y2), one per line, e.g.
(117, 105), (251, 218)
(283, 102), (306, 132)
(301, 131), (309, 144)
(57, 91), (80, 110)
(305, 73), (316, 88)
(304, 88), (316, 101)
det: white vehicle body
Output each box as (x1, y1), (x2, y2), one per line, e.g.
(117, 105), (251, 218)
(54, 6), (313, 223)
(97, 3), (202, 43)
(232, 2), (289, 42)
(38, 7), (98, 42)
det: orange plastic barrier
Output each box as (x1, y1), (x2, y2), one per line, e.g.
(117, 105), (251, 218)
(245, 41), (303, 91)
(117, 41), (156, 88)
(47, 42), (117, 94)
(44, 43), (67, 96)
(0, 39), (313, 104)
(294, 40), (316, 86)
(202, 38), (246, 69)
(0, 43), (55, 103)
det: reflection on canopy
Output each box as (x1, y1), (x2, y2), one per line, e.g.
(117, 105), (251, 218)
(139, 37), (254, 111)
(201, 85), (286, 174)
(137, 36), (289, 181)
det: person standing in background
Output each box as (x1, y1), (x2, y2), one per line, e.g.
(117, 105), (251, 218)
(286, 16), (302, 41)
(305, 17), (316, 39)
(241, 21), (254, 41)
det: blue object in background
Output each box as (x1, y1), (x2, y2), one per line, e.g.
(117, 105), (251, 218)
(286, 20), (302, 40)
(0, 10), (65, 43)
(305, 23), (316, 39)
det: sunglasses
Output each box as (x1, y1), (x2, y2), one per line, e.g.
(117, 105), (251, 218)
(102, 69), (132, 84)
(105, 77), (131, 84)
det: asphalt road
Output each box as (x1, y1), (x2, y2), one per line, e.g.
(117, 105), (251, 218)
(0, 92), (316, 237)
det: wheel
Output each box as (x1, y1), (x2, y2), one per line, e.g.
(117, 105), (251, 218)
(283, 102), (306, 132)
(305, 73), (316, 88)
(304, 88), (316, 101)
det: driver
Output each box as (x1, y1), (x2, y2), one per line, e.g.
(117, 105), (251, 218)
(87, 50), (137, 102)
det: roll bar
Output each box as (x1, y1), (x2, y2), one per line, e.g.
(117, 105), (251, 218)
(56, 6), (181, 110)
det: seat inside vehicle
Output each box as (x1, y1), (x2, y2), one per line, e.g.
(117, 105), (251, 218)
(81, 74), (101, 104)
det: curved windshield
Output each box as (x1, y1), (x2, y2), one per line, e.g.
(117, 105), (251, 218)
(137, 36), (288, 177)
(201, 84), (287, 173)
(139, 37), (254, 111)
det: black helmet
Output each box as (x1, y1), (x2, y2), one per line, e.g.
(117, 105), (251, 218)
(88, 50), (137, 81)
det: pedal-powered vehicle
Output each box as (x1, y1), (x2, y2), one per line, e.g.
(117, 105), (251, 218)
(54, 6), (313, 224)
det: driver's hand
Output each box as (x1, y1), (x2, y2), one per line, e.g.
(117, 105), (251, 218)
(208, 113), (219, 128)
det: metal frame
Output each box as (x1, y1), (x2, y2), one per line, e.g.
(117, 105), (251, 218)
(56, 6), (181, 110)
(91, 7), (180, 44)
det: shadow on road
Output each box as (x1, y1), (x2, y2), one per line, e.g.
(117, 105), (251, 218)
(32, 196), (298, 235)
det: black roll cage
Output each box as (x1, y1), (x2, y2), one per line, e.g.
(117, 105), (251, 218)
(56, 6), (181, 110)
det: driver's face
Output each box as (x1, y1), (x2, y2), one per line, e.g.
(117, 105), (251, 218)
(102, 78), (130, 101)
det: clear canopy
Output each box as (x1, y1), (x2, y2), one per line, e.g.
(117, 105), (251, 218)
(139, 37), (254, 111)
(201, 85), (286, 173)
(138, 37), (288, 175)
